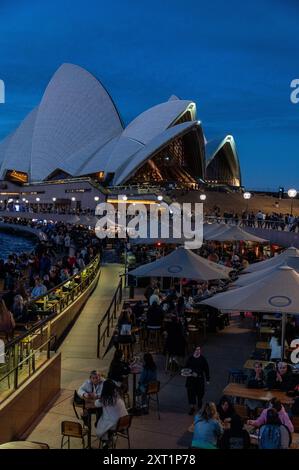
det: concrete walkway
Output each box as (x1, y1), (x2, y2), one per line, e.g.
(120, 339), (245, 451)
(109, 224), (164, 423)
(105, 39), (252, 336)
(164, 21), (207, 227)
(26, 263), (124, 447)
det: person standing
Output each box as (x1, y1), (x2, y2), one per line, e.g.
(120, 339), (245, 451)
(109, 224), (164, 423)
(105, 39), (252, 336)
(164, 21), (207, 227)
(185, 346), (210, 415)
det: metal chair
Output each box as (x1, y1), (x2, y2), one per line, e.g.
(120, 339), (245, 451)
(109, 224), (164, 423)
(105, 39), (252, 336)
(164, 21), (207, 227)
(227, 368), (247, 384)
(61, 421), (88, 449)
(146, 381), (161, 420)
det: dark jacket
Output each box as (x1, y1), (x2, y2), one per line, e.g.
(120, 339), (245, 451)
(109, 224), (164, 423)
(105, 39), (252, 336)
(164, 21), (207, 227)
(108, 360), (130, 383)
(147, 304), (164, 328)
(266, 368), (294, 391)
(185, 355), (210, 388)
(220, 429), (250, 449)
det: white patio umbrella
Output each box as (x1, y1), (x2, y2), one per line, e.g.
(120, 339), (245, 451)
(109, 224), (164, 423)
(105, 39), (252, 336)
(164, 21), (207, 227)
(201, 265), (299, 358)
(243, 246), (299, 273)
(129, 246), (231, 280)
(203, 222), (228, 239)
(205, 225), (268, 243)
(234, 256), (299, 287)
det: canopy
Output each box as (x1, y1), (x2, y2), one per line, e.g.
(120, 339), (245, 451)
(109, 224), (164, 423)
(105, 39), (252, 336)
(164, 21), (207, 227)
(205, 225), (268, 243)
(201, 265), (299, 313)
(243, 246), (299, 273)
(234, 256), (299, 287)
(203, 222), (228, 239)
(129, 246), (231, 280)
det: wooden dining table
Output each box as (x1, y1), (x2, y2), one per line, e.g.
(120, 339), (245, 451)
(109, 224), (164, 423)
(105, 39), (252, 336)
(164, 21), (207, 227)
(0, 441), (48, 449)
(223, 382), (294, 405)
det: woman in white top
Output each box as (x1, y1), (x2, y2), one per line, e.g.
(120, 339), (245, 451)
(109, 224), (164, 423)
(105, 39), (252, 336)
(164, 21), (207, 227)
(95, 379), (128, 446)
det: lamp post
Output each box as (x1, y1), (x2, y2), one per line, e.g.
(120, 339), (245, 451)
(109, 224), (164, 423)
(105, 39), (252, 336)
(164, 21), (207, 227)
(199, 194), (206, 201)
(287, 188), (297, 216)
(36, 197), (40, 213)
(243, 191), (251, 211)
(52, 197), (56, 213)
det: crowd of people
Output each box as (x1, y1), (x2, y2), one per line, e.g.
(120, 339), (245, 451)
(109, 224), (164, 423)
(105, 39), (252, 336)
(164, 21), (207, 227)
(0, 219), (102, 338)
(205, 207), (299, 232)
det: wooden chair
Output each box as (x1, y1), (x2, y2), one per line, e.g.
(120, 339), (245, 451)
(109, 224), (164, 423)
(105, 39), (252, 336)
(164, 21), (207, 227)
(147, 328), (162, 353)
(110, 415), (133, 449)
(72, 390), (85, 420)
(292, 416), (299, 433)
(234, 404), (249, 422)
(61, 421), (88, 449)
(146, 381), (161, 420)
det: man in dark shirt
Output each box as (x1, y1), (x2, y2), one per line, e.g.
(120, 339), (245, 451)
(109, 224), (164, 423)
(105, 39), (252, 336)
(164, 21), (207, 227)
(185, 346), (210, 415)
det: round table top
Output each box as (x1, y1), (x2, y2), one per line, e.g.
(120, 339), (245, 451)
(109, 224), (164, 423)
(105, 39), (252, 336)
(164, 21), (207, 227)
(0, 441), (48, 449)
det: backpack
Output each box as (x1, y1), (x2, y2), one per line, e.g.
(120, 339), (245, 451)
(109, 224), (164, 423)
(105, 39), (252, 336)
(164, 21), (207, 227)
(259, 424), (281, 449)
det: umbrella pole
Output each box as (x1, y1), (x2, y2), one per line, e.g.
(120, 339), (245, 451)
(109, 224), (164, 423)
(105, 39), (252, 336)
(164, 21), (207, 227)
(281, 312), (286, 360)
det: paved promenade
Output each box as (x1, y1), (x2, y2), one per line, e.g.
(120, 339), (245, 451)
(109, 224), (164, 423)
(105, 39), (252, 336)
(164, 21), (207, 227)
(26, 270), (256, 448)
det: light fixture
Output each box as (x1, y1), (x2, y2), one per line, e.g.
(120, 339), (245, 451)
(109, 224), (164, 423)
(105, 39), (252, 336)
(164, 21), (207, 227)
(122, 195), (128, 201)
(71, 197), (76, 202)
(288, 188), (297, 215)
(0, 200), (3, 204)
(16, 200), (20, 204)
(243, 192), (251, 200)
(199, 194), (206, 201)
(52, 197), (56, 202)
(94, 196), (100, 202)
(22, 198), (26, 202)
(157, 195), (163, 201)
(25, 200), (29, 203)
(287, 188), (297, 199)
(36, 197), (40, 202)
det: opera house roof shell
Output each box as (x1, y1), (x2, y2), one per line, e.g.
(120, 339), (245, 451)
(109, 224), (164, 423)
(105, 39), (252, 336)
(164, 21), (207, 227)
(0, 63), (241, 187)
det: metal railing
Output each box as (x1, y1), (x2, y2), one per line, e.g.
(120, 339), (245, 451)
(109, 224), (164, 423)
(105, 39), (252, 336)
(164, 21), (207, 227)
(24, 254), (101, 319)
(0, 314), (56, 401)
(97, 277), (123, 358)
(0, 255), (101, 402)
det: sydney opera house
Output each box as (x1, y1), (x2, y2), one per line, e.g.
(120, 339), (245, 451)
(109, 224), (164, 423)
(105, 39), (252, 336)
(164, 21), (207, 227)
(0, 63), (241, 209)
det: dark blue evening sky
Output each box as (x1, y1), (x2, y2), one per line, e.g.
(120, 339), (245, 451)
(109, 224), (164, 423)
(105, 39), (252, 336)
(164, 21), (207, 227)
(0, 0), (298, 188)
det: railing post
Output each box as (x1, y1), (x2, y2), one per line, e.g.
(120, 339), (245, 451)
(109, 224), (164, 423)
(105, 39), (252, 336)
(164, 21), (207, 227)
(97, 325), (101, 358)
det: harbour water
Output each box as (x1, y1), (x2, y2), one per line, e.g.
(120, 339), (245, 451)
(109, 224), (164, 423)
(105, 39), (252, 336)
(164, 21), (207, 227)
(0, 231), (36, 259)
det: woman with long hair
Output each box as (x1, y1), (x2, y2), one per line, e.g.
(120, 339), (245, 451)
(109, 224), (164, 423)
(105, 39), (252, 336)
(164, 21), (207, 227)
(95, 379), (128, 448)
(191, 402), (223, 449)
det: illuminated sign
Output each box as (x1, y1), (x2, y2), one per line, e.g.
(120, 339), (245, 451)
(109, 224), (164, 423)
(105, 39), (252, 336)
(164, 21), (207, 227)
(5, 169), (28, 183)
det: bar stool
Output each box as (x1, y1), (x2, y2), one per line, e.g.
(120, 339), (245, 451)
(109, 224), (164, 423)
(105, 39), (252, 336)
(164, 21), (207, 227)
(187, 327), (200, 353)
(118, 342), (133, 362)
(147, 327), (161, 352)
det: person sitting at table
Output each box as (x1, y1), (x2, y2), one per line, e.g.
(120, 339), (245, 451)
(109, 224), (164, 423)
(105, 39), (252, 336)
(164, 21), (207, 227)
(12, 294), (28, 323)
(136, 353), (157, 411)
(258, 408), (291, 449)
(132, 301), (144, 326)
(95, 379), (128, 448)
(78, 370), (105, 399)
(266, 361), (294, 391)
(117, 310), (135, 344)
(219, 413), (250, 449)
(108, 349), (130, 391)
(217, 396), (235, 423)
(191, 402), (223, 449)
(176, 295), (185, 316)
(146, 301), (164, 329)
(244, 362), (266, 416)
(247, 397), (294, 433)
(31, 277), (47, 299)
